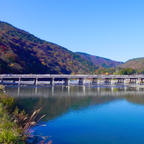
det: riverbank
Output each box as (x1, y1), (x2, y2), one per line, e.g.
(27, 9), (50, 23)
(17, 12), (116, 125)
(0, 85), (44, 144)
(0, 86), (24, 143)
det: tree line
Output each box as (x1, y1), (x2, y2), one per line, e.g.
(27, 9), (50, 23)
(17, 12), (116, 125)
(94, 67), (144, 75)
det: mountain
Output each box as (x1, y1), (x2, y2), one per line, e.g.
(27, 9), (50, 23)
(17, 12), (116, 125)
(0, 21), (96, 74)
(0, 21), (123, 74)
(76, 52), (123, 68)
(120, 58), (144, 70)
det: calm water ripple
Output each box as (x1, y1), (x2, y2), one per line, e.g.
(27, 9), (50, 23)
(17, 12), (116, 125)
(5, 85), (144, 144)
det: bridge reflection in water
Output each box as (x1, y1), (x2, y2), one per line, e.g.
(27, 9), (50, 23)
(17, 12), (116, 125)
(5, 85), (144, 122)
(6, 85), (144, 98)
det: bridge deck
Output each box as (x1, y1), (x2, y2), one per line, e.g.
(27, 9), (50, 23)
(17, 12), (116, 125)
(0, 74), (144, 79)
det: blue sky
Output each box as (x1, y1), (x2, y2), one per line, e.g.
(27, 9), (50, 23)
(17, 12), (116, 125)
(0, 0), (144, 62)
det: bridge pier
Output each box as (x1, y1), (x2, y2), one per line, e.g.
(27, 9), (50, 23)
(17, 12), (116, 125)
(136, 78), (143, 84)
(124, 79), (131, 84)
(79, 78), (86, 85)
(130, 78), (137, 84)
(111, 79), (118, 85)
(50, 78), (54, 86)
(104, 78), (111, 84)
(97, 79), (102, 84)
(34, 78), (38, 85)
(18, 78), (21, 85)
(13, 80), (15, 84)
(117, 78), (124, 84)
(64, 78), (70, 86)
(1, 78), (3, 84)
(92, 78), (97, 85)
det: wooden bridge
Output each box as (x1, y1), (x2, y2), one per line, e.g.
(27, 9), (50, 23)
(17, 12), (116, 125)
(1, 74), (144, 85)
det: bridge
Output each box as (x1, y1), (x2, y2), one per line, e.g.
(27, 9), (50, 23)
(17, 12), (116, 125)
(1, 74), (144, 85)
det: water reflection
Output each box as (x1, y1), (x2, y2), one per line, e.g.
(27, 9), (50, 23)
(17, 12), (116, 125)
(5, 85), (144, 121)
(5, 85), (144, 144)
(6, 85), (144, 98)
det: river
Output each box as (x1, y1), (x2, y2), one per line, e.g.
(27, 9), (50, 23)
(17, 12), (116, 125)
(5, 85), (144, 144)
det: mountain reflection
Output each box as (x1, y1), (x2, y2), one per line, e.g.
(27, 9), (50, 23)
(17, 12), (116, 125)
(5, 85), (144, 121)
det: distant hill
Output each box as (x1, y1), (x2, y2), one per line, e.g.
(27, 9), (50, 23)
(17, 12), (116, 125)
(76, 52), (123, 68)
(0, 21), (96, 74)
(120, 58), (144, 70)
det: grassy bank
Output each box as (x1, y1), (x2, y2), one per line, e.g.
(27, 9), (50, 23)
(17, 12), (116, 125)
(0, 86), (25, 143)
(0, 104), (24, 143)
(0, 85), (44, 144)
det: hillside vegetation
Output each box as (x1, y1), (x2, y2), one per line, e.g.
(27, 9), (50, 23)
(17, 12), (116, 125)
(0, 21), (96, 74)
(120, 58), (144, 70)
(76, 52), (122, 68)
(0, 21), (125, 74)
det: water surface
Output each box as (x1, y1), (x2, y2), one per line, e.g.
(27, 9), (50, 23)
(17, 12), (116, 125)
(6, 85), (144, 144)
